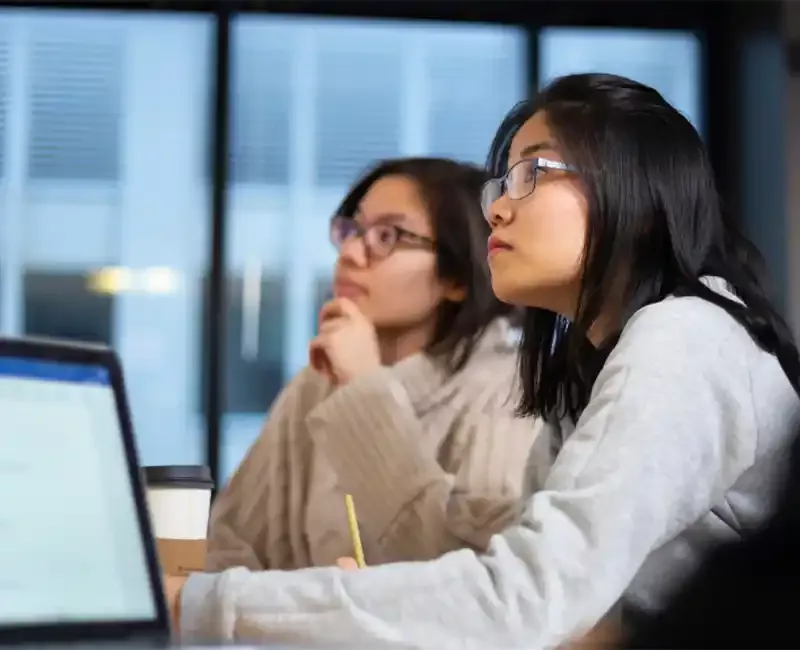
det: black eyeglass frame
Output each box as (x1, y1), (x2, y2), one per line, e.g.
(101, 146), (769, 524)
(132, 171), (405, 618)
(481, 157), (577, 220)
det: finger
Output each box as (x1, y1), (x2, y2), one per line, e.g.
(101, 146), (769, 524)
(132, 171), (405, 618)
(319, 297), (360, 323)
(308, 338), (331, 374)
(336, 557), (360, 571)
(309, 338), (342, 385)
(319, 300), (345, 323)
(318, 316), (347, 334)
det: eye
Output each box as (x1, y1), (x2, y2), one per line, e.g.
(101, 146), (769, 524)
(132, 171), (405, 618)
(379, 224), (398, 242)
(524, 161), (538, 182)
(368, 224), (399, 251)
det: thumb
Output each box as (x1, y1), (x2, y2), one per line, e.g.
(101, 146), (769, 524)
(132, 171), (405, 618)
(336, 557), (360, 571)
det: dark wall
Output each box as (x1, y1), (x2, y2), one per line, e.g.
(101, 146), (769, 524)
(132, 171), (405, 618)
(704, 2), (788, 309)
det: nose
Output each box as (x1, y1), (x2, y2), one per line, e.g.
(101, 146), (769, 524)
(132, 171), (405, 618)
(488, 194), (513, 229)
(337, 234), (368, 268)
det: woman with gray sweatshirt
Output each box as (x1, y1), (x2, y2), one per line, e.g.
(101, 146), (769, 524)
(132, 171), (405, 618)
(164, 73), (800, 649)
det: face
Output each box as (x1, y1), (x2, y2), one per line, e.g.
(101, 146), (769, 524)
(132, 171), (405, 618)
(486, 111), (588, 317)
(332, 174), (458, 332)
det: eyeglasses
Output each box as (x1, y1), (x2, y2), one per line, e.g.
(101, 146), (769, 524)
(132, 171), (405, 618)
(330, 215), (435, 261)
(480, 157), (576, 221)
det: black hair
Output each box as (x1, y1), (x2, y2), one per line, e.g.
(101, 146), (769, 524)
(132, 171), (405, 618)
(486, 73), (800, 422)
(334, 157), (515, 373)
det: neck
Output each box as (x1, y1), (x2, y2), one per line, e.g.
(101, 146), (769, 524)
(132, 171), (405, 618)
(586, 320), (609, 347)
(376, 322), (434, 366)
(549, 286), (618, 348)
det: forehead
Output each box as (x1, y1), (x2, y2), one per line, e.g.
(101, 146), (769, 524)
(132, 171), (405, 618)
(357, 174), (430, 229)
(507, 111), (559, 166)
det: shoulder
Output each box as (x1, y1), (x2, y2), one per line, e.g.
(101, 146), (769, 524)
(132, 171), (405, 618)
(594, 291), (788, 463)
(446, 329), (521, 417)
(266, 365), (332, 424)
(614, 292), (756, 368)
(595, 291), (766, 428)
(229, 367), (330, 473)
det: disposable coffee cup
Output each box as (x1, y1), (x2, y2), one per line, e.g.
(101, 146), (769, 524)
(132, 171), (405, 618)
(144, 465), (214, 576)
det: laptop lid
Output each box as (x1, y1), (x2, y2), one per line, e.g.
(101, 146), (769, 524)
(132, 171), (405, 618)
(0, 337), (170, 645)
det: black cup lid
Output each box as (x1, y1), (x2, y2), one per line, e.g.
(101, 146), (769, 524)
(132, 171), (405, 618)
(143, 465), (214, 489)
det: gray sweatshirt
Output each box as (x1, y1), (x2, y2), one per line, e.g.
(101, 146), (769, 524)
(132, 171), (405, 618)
(180, 279), (800, 649)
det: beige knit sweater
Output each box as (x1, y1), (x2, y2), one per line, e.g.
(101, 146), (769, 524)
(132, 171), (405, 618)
(205, 319), (541, 571)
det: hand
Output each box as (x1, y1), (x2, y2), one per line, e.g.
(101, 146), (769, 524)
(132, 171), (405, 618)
(336, 557), (360, 571)
(309, 298), (381, 385)
(163, 574), (188, 631)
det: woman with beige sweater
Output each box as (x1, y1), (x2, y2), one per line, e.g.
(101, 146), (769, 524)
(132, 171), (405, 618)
(205, 157), (540, 572)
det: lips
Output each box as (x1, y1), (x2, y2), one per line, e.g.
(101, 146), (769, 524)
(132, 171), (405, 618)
(487, 236), (512, 254)
(333, 279), (366, 299)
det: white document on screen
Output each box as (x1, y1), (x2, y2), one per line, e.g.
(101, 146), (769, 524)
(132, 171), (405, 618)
(0, 364), (155, 625)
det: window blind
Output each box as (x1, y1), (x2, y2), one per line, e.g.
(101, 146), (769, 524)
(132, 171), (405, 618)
(28, 30), (122, 182)
(0, 31), (8, 178)
(427, 31), (527, 166)
(315, 36), (402, 186)
(230, 35), (292, 185)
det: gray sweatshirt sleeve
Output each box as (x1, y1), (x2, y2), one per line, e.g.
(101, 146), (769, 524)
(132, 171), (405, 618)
(179, 300), (768, 649)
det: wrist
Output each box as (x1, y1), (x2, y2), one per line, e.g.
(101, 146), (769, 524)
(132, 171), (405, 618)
(340, 365), (380, 385)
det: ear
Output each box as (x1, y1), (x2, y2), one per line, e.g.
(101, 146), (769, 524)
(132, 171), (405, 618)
(442, 283), (466, 303)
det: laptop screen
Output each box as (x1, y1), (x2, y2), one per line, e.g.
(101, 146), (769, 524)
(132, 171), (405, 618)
(0, 356), (157, 626)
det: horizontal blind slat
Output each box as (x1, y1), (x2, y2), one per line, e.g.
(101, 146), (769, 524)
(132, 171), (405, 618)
(230, 39), (292, 185)
(315, 43), (402, 186)
(28, 32), (122, 182)
(427, 44), (526, 166)
(0, 32), (8, 177)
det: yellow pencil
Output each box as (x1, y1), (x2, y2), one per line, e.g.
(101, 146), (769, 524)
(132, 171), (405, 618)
(344, 493), (366, 568)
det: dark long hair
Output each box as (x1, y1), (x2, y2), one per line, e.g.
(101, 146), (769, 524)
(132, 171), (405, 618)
(485, 73), (800, 422)
(335, 157), (515, 373)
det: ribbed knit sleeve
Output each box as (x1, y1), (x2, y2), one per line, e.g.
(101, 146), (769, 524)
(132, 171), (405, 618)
(205, 368), (325, 572)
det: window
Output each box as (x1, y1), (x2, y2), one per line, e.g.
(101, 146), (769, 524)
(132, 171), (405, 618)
(538, 28), (702, 132)
(222, 16), (528, 480)
(312, 276), (332, 334)
(24, 272), (113, 344)
(229, 30), (291, 185)
(0, 26), (7, 320)
(0, 28), (8, 178)
(28, 30), (123, 182)
(427, 27), (527, 164)
(315, 29), (404, 186)
(0, 9), (213, 466)
(201, 273), (286, 415)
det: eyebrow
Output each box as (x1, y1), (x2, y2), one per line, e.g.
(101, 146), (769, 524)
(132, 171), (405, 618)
(518, 141), (557, 158)
(353, 210), (407, 225)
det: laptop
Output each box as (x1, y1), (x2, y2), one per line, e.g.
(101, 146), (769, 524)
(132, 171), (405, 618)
(0, 337), (171, 647)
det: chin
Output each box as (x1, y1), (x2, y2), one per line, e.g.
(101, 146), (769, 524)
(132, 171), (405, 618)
(490, 277), (529, 306)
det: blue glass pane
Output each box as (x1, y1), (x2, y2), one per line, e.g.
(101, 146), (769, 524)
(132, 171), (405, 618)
(539, 28), (702, 134)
